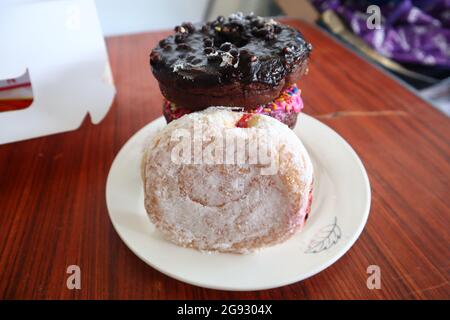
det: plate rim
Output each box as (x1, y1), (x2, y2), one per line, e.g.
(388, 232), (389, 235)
(106, 114), (371, 291)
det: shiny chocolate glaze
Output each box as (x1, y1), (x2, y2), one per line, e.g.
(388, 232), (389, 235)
(150, 13), (312, 89)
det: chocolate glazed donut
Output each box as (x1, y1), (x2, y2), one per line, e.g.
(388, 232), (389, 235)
(150, 13), (312, 110)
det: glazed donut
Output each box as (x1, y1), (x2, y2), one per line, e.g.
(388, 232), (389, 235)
(142, 108), (314, 253)
(150, 12), (312, 110)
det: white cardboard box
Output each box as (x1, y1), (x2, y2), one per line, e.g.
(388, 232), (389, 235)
(0, 0), (115, 144)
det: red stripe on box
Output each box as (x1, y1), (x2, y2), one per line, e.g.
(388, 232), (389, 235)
(0, 82), (32, 92)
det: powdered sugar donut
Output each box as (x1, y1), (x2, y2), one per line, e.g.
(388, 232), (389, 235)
(142, 108), (313, 253)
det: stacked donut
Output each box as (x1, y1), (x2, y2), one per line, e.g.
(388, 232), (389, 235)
(145, 13), (314, 253)
(150, 12), (312, 128)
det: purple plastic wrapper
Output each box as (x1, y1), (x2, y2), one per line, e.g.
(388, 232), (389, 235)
(312, 0), (450, 68)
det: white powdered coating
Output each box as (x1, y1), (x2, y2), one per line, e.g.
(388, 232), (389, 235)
(172, 62), (185, 72)
(143, 108), (313, 253)
(219, 51), (238, 68)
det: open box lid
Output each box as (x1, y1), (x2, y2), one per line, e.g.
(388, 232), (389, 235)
(0, 0), (115, 144)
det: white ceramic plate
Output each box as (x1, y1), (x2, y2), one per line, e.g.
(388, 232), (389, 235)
(106, 114), (371, 291)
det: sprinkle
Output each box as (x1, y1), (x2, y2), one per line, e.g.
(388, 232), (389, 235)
(162, 84), (303, 123)
(253, 106), (264, 113)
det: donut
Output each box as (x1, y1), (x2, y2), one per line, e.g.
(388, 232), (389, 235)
(150, 12), (312, 112)
(162, 84), (303, 128)
(142, 108), (314, 253)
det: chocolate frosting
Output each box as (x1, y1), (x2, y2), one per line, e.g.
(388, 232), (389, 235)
(150, 13), (312, 88)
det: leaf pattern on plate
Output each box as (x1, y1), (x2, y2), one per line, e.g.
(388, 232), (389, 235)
(305, 217), (341, 254)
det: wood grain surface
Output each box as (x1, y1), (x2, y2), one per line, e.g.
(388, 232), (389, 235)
(0, 19), (449, 300)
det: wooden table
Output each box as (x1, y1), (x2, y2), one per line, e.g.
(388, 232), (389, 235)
(0, 19), (449, 300)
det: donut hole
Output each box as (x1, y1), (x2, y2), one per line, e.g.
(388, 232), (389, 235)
(214, 30), (249, 48)
(214, 21), (249, 48)
(214, 37), (249, 50)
